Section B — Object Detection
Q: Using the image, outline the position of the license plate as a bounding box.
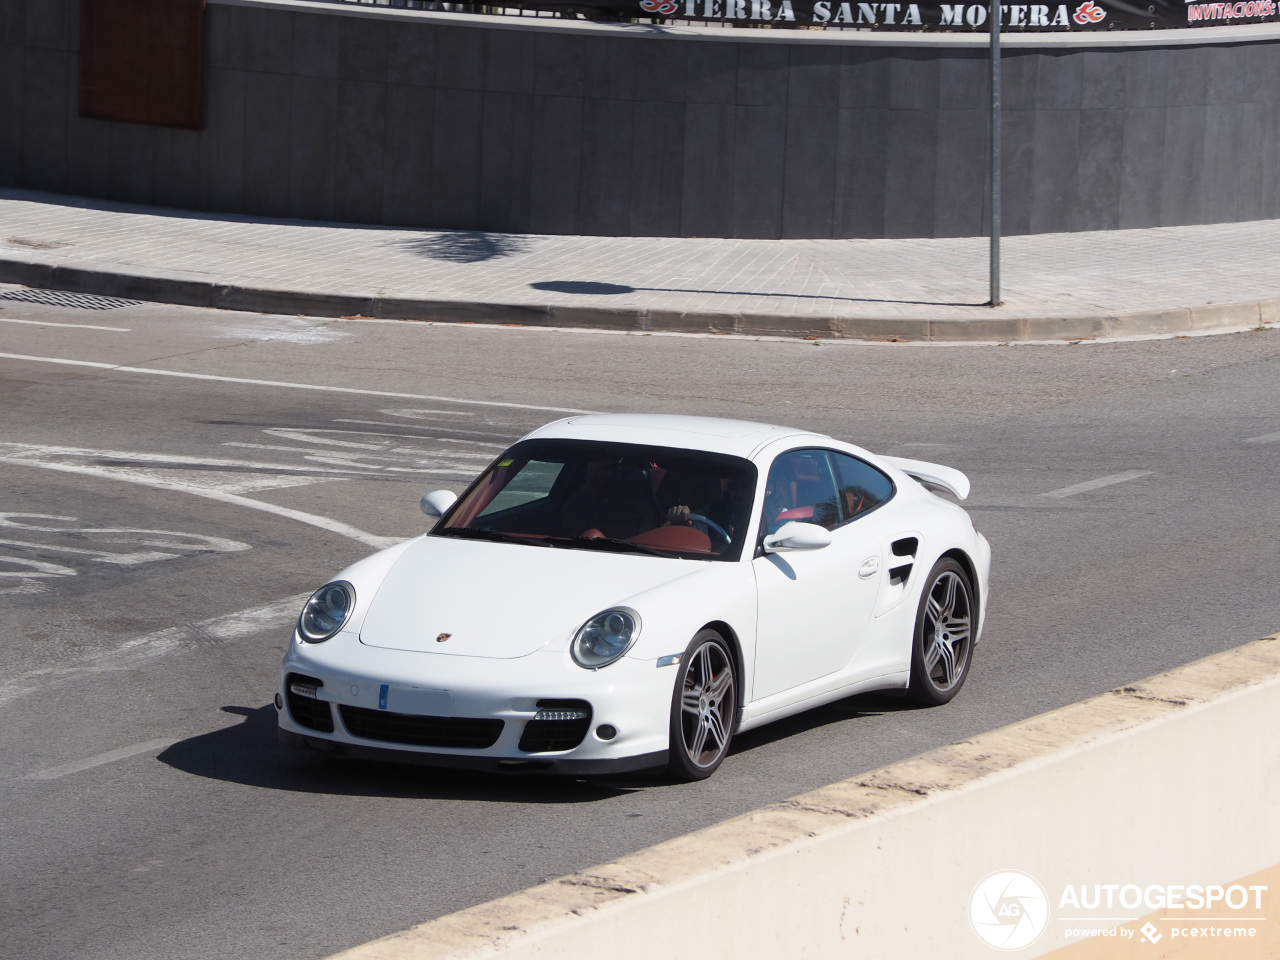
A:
[378,684,452,717]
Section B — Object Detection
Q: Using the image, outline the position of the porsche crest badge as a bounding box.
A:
[436,632,452,643]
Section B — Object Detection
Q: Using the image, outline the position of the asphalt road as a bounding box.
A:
[2,291,1278,960]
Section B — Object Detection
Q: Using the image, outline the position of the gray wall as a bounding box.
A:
[3,0,1279,238]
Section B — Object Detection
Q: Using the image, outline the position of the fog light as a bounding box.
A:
[596,724,617,741]
[535,708,589,721]
[274,693,283,710]
[290,679,319,700]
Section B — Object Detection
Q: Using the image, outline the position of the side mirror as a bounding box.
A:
[420,489,458,519]
[762,521,832,553]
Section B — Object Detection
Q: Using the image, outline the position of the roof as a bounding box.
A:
[521,414,821,459]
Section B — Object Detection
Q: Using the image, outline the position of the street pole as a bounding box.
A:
[988,0,1002,306]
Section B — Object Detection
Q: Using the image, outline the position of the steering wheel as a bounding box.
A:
[687,514,731,548]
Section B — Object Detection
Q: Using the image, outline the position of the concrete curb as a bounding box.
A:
[3,257,1277,343]
[326,634,1280,960]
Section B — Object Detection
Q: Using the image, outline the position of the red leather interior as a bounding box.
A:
[627,525,713,553]
[775,505,815,521]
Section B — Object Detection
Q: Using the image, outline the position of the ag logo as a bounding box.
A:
[639,0,680,12]
[1073,0,1107,22]
[969,870,1049,950]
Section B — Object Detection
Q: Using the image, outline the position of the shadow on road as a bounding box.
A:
[158,705,640,803]
[530,280,636,295]
[160,693,921,800]
[728,691,923,756]
[529,278,984,308]
[397,231,532,263]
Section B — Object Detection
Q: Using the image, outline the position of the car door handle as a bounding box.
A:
[857,556,880,579]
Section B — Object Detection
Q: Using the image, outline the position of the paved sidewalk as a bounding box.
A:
[2,189,1278,341]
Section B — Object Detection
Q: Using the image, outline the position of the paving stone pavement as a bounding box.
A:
[2,188,1278,340]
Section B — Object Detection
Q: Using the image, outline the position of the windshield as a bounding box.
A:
[436,439,758,561]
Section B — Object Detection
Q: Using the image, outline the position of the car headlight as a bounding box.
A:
[298,581,355,643]
[571,608,641,669]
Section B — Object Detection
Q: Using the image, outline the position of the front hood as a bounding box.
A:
[359,535,699,658]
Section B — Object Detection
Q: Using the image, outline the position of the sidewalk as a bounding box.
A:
[2,188,1277,341]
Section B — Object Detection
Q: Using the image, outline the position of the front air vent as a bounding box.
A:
[286,673,334,733]
[338,706,504,749]
[519,699,593,753]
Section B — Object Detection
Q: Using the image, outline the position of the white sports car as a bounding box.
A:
[277,414,990,780]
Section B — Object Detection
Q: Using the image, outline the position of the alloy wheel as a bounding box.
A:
[679,640,736,769]
[921,570,972,691]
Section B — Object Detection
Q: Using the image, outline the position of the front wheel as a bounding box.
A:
[667,629,737,781]
[907,558,975,706]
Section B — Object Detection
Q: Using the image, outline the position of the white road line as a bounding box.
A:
[26,739,178,781]
[1042,470,1153,499]
[0,536,177,566]
[0,454,402,549]
[0,317,130,332]
[377,409,477,418]
[0,440,364,476]
[333,420,504,444]
[0,594,305,708]
[0,352,593,414]
[223,441,382,457]
[1244,431,1280,444]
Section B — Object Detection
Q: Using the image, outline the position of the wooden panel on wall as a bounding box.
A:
[79,0,205,129]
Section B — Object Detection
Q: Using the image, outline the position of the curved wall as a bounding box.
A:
[2,0,1279,238]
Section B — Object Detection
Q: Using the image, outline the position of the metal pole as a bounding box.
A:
[988,0,1002,306]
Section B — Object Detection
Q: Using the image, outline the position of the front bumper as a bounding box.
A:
[277,726,667,774]
[277,629,677,773]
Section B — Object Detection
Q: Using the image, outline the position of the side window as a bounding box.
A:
[830,451,894,523]
[762,450,842,534]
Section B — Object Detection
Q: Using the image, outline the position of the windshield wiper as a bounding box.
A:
[554,535,670,557]
[436,528,551,548]
[439,528,671,556]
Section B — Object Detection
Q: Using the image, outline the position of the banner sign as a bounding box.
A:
[589,0,1280,28]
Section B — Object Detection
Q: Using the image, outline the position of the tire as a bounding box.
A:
[666,629,738,781]
[907,558,975,706]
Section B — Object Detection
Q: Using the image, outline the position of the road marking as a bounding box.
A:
[0,555,78,595]
[0,450,401,549]
[1041,470,1153,499]
[0,537,178,565]
[0,595,305,708]
[334,420,504,444]
[0,317,130,332]
[0,513,251,554]
[221,443,478,475]
[0,441,363,478]
[260,427,497,458]
[0,352,593,414]
[0,514,254,593]
[1244,431,1280,444]
[26,739,178,780]
[377,408,476,420]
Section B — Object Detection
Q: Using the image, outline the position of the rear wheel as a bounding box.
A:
[667,629,737,781]
[908,558,974,706]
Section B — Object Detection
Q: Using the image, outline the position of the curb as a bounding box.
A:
[3,258,1277,343]
[326,634,1280,960]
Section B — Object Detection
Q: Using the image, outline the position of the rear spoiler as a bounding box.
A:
[881,456,971,501]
